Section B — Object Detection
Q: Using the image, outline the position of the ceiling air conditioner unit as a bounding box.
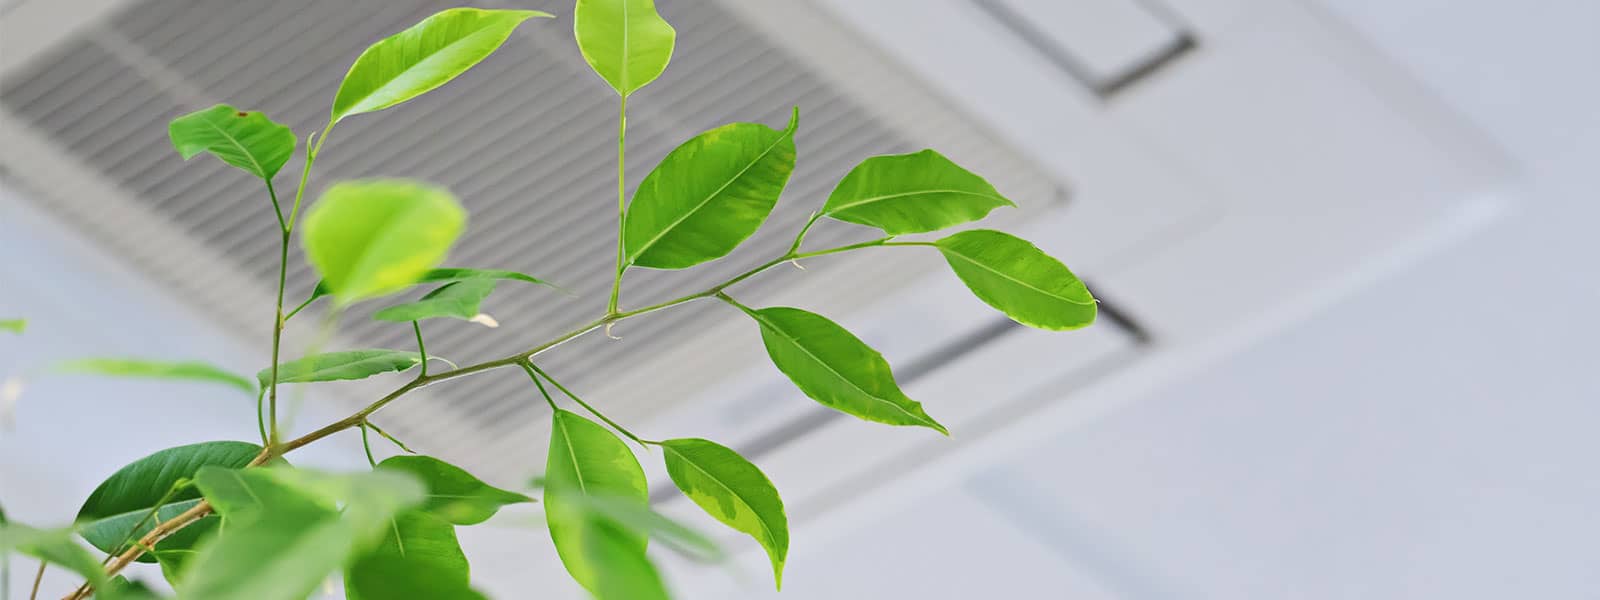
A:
[1,0,1516,596]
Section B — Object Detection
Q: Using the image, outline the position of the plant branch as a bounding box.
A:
[607,95,628,316]
[71,235,897,592]
[412,321,428,378]
[520,362,559,411]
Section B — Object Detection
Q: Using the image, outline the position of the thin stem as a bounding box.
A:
[519,362,559,411]
[365,420,415,454]
[412,321,428,378]
[267,227,289,445]
[285,122,334,233]
[713,291,757,317]
[30,560,45,600]
[255,388,268,446]
[359,422,377,467]
[102,480,185,565]
[607,95,628,316]
[266,179,286,235]
[527,362,649,447]
[787,211,823,255]
[282,294,316,322]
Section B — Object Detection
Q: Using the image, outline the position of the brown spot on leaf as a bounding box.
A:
[236,111,248,117]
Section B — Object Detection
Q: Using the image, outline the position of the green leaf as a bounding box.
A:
[545,409,649,593]
[52,358,255,395]
[822,149,1014,235]
[1,522,107,590]
[168,104,296,181]
[104,575,167,600]
[373,280,496,323]
[580,518,672,600]
[376,455,532,525]
[661,438,787,587]
[345,511,484,600]
[741,306,946,433]
[531,485,721,563]
[935,229,1096,330]
[331,8,550,124]
[624,109,799,269]
[258,349,425,387]
[302,179,467,305]
[1,318,25,334]
[184,467,424,600]
[76,441,263,563]
[574,0,677,97]
[300,267,552,312]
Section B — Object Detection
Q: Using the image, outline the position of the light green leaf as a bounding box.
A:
[345,511,484,600]
[258,349,425,387]
[545,409,649,593]
[1,522,107,590]
[184,467,424,600]
[373,280,496,323]
[531,486,721,563]
[574,0,677,96]
[168,104,296,180]
[76,441,263,563]
[1,318,25,334]
[822,149,1014,235]
[300,267,553,312]
[661,438,787,587]
[581,518,672,600]
[302,179,467,305]
[332,8,550,124]
[377,455,532,525]
[741,306,946,433]
[935,229,1096,330]
[624,109,799,269]
[52,358,255,395]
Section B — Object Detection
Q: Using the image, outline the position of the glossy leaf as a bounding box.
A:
[581,518,671,600]
[345,511,484,600]
[545,409,650,593]
[661,438,787,586]
[168,104,296,180]
[624,109,799,269]
[573,0,676,96]
[743,306,946,433]
[376,455,532,525]
[1,522,107,590]
[331,8,549,124]
[373,280,496,323]
[184,466,424,600]
[76,441,263,562]
[259,349,424,386]
[1,318,25,333]
[822,149,1013,234]
[53,358,255,395]
[302,179,466,304]
[936,229,1096,330]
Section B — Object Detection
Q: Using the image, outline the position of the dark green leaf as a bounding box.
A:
[168,104,296,180]
[76,441,263,562]
[545,409,649,593]
[105,575,167,600]
[573,0,676,97]
[1,318,25,334]
[0,522,107,590]
[183,467,424,600]
[260,349,424,387]
[742,306,946,433]
[302,179,467,304]
[373,280,496,323]
[624,109,799,269]
[331,8,550,124]
[345,511,484,600]
[822,149,1013,234]
[661,438,787,586]
[52,358,255,395]
[376,455,532,525]
[580,518,671,600]
[936,229,1096,330]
